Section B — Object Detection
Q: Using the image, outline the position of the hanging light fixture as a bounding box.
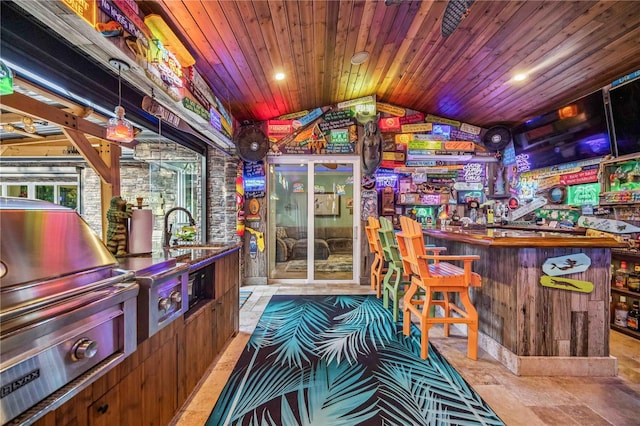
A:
[106,58,134,143]
[22,116,37,134]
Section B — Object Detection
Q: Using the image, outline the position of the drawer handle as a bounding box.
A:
[97,404,109,414]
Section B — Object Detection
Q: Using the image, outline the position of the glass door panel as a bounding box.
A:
[268,156,360,283]
[313,163,354,281]
[269,162,308,280]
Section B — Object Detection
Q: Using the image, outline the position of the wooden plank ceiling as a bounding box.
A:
[148,0,640,128]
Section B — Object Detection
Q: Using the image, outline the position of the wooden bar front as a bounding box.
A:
[423,227,623,376]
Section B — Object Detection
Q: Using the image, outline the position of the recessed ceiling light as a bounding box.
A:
[350,51,370,65]
[275,72,285,81]
[514,73,528,81]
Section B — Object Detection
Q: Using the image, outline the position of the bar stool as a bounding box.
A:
[377,216,409,321]
[397,216,481,360]
[378,217,446,321]
[365,216,386,298]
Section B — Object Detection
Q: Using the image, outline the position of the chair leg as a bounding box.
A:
[376,257,384,299]
[459,289,479,360]
[442,293,450,337]
[419,290,434,359]
[371,255,383,298]
[382,269,392,309]
[392,268,402,322]
[403,283,418,336]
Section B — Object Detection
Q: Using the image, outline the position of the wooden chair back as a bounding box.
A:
[365,216,382,256]
[377,216,401,265]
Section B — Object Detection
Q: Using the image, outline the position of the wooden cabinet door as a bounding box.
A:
[89,385,120,426]
[183,301,214,393]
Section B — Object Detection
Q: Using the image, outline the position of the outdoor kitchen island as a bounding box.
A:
[28,243,241,426]
[422,227,623,376]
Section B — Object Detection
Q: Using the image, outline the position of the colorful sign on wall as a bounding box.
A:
[63,0,97,27]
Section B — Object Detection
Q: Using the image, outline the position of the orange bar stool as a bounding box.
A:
[365,216,386,298]
[397,216,481,360]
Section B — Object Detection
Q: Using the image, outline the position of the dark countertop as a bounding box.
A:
[118,243,242,274]
[164,242,242,271]
[423,227,625,248]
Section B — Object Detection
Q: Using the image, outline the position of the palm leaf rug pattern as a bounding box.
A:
[207,295,504,426]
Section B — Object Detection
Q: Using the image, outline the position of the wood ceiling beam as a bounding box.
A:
[0,92,137,149]
[2,92,106,137]
[0,112,30,125]
[61,128,112,185]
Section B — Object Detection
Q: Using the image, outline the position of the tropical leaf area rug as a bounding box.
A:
[239,290,252,309]
[207,295,504,426]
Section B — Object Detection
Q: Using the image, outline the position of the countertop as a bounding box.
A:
[117,243,242,274]
[422,226,626,248]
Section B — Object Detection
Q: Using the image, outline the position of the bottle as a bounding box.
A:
[615,261,629,289]
[487,208,494,225]
[627,263,640,293]
[614,296,629,327]
[627,300,639,331]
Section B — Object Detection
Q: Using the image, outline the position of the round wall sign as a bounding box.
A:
[508,197,519,210]
[248,198,260,215]
[548,186,567,204]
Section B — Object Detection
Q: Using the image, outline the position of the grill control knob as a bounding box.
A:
[158,297,171,312]
[71,338,98,361]
[170,291,182,305]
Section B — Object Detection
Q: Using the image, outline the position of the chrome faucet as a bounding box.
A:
[163,207,196,248]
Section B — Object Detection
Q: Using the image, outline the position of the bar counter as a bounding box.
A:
[422,226,625,376]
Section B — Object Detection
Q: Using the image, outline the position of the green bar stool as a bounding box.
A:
[378,217,411,321]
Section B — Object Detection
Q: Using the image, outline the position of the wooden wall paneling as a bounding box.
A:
[349,0,386,99]
[377,1,444,100]
[329,0,356,103]
[322,1,340,102]
[438,1,548,118]
[267,0,302,112]
[298,1,319,109]
[195,0,264,103]
[226,1,280,117]
[466,1,640,122]
[159,2,249,117]
[283,0,310,110]
[251,1,287,113]
[462,1,616,115]
[447,2,591,119]
[570,310,589,357]
[589,300,608,357]
[311,0,328,105]
[394,0,501,105]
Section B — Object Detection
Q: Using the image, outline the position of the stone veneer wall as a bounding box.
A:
[206,147,240,245]
[82,160,152,238]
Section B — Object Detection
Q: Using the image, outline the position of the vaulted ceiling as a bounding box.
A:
[145,0,640,128]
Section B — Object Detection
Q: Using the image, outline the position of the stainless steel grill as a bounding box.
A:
[0,197,139,425]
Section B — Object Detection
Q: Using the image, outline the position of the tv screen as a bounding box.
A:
[609,74,640,156]
[512,90,611,171]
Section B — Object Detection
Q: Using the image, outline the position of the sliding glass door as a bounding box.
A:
[268,156,360,283]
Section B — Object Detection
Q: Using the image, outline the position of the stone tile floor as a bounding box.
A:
[171,284,640,426]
